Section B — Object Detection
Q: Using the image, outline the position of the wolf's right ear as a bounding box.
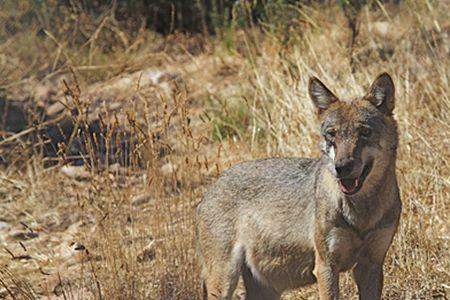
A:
[309,77,338,113]
[365,73,395,115]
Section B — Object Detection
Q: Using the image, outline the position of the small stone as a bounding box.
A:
[372,21,390,37]
[58,241,86,260]
[0,288,8,298]
[108,163,127,174]
[0,221,10,232]
[161,162,177,175]
[131,194,152,207]
[58,243,74,259]
[137,240,156,262]
[53,279,70,297]
[60,165,91,180]
[70,242,86,251]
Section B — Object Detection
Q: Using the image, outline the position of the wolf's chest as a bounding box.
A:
[325,226,366,271]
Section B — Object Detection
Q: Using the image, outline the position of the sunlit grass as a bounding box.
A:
[0,1,449,299]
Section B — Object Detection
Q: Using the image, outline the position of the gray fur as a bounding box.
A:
[196,73,401,300]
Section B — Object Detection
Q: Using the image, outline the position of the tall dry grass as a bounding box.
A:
[0,1,449,299]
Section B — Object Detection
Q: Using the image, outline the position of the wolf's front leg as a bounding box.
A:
[352,257,383,300]
[353,225,398,300]
[313,254,339,300]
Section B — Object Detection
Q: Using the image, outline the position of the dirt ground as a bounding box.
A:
[0,1,449,299]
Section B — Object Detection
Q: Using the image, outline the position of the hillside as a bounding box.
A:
[0,1,449,299]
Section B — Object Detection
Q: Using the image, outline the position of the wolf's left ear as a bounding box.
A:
[309,77,338,114]
[365,73,395,115]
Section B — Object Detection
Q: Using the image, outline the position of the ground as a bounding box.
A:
[0,1,449,299]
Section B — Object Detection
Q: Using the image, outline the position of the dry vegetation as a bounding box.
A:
[0,1,449,299]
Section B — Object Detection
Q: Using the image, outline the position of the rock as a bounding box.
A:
[58,242,74,259]
[34,84,53,103]
[0,221,10,232]
[1,68,181,168]
[137,240,156,262]
[372,21,390,37]
[53,279,71,297]
[57,241,86,261]
[46,101,65,116]
[161,162,177,175]
[0,288,8,298]
[60,165,91,180]
[70,242,86,251]
[131,194,153,207]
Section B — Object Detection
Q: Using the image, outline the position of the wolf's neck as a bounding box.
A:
[340,162,398,232]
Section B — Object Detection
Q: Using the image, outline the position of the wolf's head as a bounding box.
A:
[309,73,398,196]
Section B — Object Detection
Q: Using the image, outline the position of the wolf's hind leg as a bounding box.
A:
[201,245,243,300]
[241,264,280,300]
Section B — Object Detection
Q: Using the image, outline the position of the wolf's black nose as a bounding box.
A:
[335,158,354,177]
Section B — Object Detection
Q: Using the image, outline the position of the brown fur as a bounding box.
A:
[196,73,401,299]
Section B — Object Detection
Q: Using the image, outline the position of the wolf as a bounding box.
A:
[196,73,401,300]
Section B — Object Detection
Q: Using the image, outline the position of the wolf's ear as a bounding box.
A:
[365,73,395,114]
[309,77,338,113]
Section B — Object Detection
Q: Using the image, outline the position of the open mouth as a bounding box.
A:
[338,160,373,195]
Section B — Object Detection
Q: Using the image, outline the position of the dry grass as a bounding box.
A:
[1,1,449,299]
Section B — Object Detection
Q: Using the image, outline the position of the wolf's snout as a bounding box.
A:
[335,158,354,178]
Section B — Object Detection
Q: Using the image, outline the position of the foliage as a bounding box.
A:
[0,0,448,299]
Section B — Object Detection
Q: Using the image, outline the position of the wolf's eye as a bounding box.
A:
[325,128,336,140]
[360,127,372,138]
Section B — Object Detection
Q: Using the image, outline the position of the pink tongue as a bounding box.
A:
[339,178,358,193]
